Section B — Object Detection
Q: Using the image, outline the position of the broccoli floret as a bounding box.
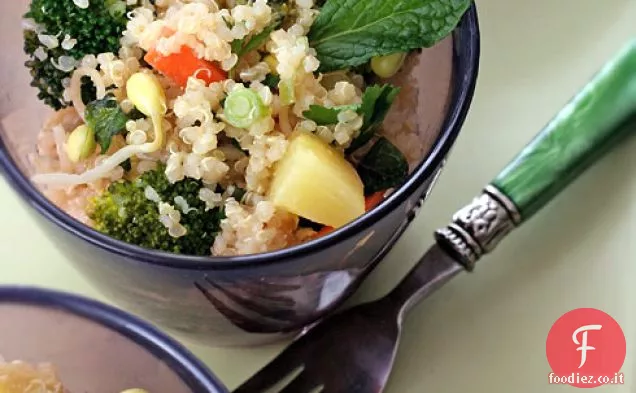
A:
[88,166,225,256]
[23,0,139,110]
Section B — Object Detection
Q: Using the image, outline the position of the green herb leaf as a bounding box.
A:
[120,158,132,172]
[301,84,400,150]
[347,84,400,153]
[230,138,249,153]
[85,97,128,152]
[232,187,247,201]
[263,74,281,90]
[127,108,147,120]
[308,0,471,72]
[357,137,409,194]
[303,105,340,125]
[231,38,244,55]
[232,18,282,60]
[238,24,278,57]
[80,76,97,105]
[303,104,360,125]
[230,21,281,79]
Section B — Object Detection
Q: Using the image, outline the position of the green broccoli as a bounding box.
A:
[88,166,225,256]
[23,0,139,110]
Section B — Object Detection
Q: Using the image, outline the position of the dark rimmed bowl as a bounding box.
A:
[0,286,227,393]
[0,2,480,346]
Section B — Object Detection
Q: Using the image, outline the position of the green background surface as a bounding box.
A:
[2,0,636,391]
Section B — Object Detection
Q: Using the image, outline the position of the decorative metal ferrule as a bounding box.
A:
[434,185,521,271]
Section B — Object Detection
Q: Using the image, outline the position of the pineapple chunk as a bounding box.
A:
[269,131,365,228]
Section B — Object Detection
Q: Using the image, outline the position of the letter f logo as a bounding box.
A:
[573,324,602,368]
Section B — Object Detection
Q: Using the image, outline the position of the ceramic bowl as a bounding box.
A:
[0,2,480,346]
[0,286,227,393]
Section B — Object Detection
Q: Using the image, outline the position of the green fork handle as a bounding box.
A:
[436,41,636,270]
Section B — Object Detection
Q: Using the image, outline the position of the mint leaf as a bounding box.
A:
[347,84,400,153]
[303,104,360,125]
[309,0,471,72]
[85,97,128,152]
[357,137,409,194]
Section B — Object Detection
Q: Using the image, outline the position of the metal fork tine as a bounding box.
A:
[278,372,320,393]
[233,350,306,393]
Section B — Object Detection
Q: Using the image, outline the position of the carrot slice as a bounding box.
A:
[312,191,387,239]
[314,226,335,238]
[144,46,227,87]
[365,191,386,211]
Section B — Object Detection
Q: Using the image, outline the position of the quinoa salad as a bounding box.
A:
[0,356,147,393]
[23,0,471,257]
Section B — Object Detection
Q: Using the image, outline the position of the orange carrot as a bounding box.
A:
[144,46,227,88]
[314,226,335,238]
[365,191,386,211]
[312,191,387,239]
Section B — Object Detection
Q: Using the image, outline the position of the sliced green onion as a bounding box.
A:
[279,78,296,106]
[224,87,268,129]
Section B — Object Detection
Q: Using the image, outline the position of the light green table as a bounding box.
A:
[2,0,636,391]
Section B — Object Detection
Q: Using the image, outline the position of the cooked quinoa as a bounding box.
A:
[0,355,151,393]
[24,0,470,257]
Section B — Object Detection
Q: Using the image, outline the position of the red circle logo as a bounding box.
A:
[546,308,626,388]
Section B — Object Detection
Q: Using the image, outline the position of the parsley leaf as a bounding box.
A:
[85,97,128,152]
[127,108,146,120]
[230,20,281,78]
[232,187,247,202]
[231,16,282,63]
[300,84,400,151]
[347,84,400,153]
[120,158,132,172]
[303,104,360,125]
[80,76,97,105]
[235,23,278,58]
[263,74,281,90]
[308,0,471,72]
[357,137,409,194]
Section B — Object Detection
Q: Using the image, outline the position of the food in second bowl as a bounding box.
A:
[25,0,471,256]
[0,357,147,393]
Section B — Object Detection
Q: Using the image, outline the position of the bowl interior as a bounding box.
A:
[0,0,453,185]
[0,288,226,393]
[0,0,465,266]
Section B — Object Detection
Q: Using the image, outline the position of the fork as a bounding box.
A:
[234,43,636,393]
[234,245,461,393]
